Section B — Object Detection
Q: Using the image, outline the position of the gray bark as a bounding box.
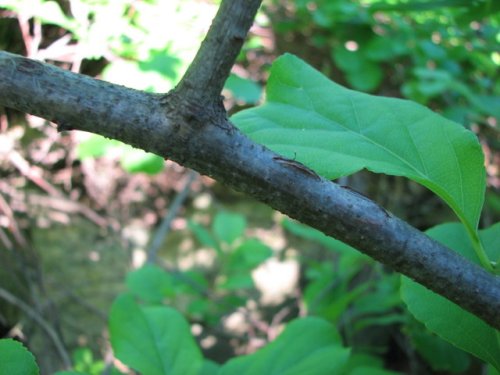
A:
[0,0,499,329]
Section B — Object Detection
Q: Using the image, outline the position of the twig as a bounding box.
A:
[268,306,292,340]
[147,170,197,263]
[27,193,108,227]
[0,227,13,250]
[175,0,263,103]
[64,290,108,322]
[0,287,72,368]
[0,191,27,247]
[8,150,63,197]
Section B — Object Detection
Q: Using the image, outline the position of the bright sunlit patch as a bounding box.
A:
[200,335,217,349]
[191,323,203,336]
[193,192,212,209]
[492,52,500,66]
[470,21,480,30]
[88,250,100,262]
[345,40,358,51]
[431,32,442,44]
[132,249,146,268]
[223,311,249,335]
[252,258,300,305]
[306,2,317,11]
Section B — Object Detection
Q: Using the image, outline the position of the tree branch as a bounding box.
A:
[0,0,499,330]
[175,0,262,103]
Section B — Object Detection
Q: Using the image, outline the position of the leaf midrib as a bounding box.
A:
[267,96,430,182]
[270,97,469,217]
[269,74,438,182]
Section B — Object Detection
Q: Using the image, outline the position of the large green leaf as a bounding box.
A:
[212,211,247,245]
[126,265,175,304]
[281,218,367,258]
[119,147,165,175]
[232,53,485,235]
[224,74,262,104]
[0,339,39,375]
[401,223,500,370]
[109,293,203,375]
[342,352,402,375]
[410,328,471,373]
[227,239,273,270]
[368,0,478,12]
[218,317,350,375]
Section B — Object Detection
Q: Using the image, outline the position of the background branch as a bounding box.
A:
[0,287,71,368]
[147,170,197,263]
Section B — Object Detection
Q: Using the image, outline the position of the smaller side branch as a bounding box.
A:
[0,287,71,368]
[174,0,262,103]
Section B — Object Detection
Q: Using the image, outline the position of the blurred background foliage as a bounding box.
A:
[0,0,498,374]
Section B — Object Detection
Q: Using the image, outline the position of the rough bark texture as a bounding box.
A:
[0,0,499,330]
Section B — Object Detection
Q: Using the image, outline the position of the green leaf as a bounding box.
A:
[481,222,500,270]
[342,352,403,374]
[77,135,164,174]
[72,347,105,375]
[0,0,73,31]
[341,352,385,373]
[365,36,408,61]
[126,265,175,304]
[120,148,164,175]
[212,211,246,245]
[218,317,350,375]
[468,94,500,119]
[109,293,203,375]
[332,48,383,91]
[225,74,262,104]
[413,68,452,97]
[282,218,366,258]
[368,0,475,12]
[199,360,221,375]
[232,53,485,235]
[345,63,383,92]
[411,329,471,373]
[219,239,272,290]
[138,48,183,83]
[418,40,447,61]
[332,47,364,72]
[228,239,273,270]
[187,298,211,317]
[349,368,401,375]
[218,273,254,290]
[401,223,500,370]
[76,134,120,160]
[0,339,39,375]
[488,364,500,375]
[102,59,175,93]
[37,1,75,30]
[188,220,221,253]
